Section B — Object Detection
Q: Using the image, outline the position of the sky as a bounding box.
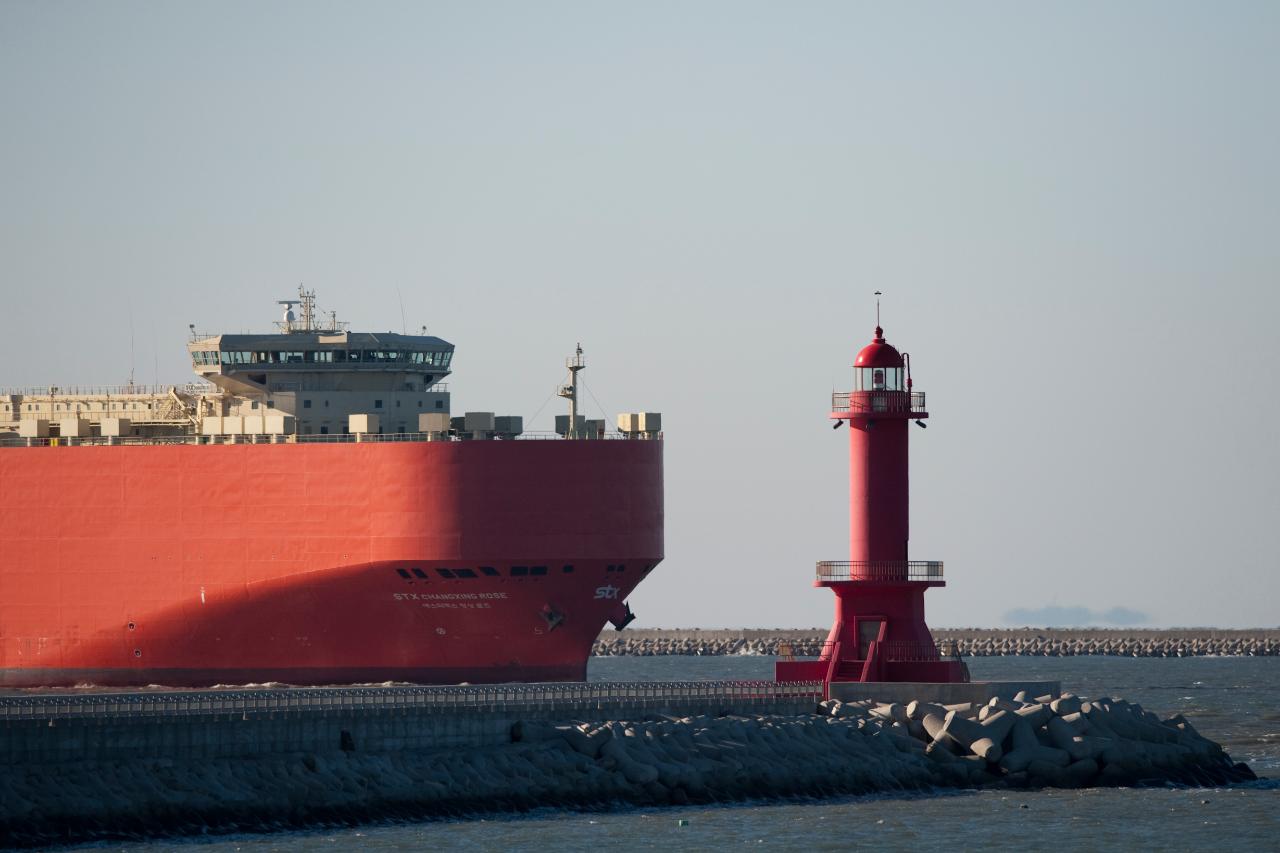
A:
[2,1,1277,628]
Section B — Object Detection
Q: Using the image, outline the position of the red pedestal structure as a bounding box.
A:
[777,325,967,688]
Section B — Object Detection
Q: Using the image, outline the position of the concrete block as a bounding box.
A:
[828,681,1062,706]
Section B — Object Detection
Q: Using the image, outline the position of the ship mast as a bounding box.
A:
[274,286,347,334]
[298,286,316,332]
[558,344,585,439]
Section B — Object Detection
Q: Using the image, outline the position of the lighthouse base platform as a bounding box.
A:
[827,680,1061,705]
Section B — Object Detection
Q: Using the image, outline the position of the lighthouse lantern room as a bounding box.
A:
[776,314,967,688]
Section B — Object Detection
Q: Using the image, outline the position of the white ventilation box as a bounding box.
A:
[638,412,662,433]
[555,414,585,436]
[58,418,90,438]
[418,412,451,433]
[264,414,295,435]
[616,412,639,434]
[349,414,379,434]
[101,417,132,437]
[221,416,245,435]
[242,415,265,435]
[18,419,49,438]
[494,415,523,436]
[199,416,222,436]
[464,411,495,432]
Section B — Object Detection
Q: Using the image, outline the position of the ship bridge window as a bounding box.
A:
[480,566,499,577]
[362,350,405,362]
[436,568,455,578]
[454,568,477,578]
[220,351,254,365]
[530,566,547,576]
[396,568,412,579]
[510,566,528,576]
[411,568,429,579]
[562,565,574,573]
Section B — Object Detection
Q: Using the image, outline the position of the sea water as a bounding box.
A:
[65,656,1279,851]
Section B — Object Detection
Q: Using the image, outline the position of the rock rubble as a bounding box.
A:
[817,691,1256,789]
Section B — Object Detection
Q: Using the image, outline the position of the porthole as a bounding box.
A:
[133,649,142,658]
[127,621,136,631]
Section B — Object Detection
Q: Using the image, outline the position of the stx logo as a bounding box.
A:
[593,584,620,600]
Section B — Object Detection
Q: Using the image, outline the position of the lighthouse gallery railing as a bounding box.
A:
[830,391,927,413]
[815,561,944,582]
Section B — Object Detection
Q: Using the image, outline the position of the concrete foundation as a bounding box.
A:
[0,682,821,766]
[828,680,1061,705]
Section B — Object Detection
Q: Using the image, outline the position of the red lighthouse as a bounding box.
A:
[777,318,966,687]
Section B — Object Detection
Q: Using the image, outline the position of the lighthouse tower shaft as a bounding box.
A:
[849,414,911,563]
[776,324,965,686]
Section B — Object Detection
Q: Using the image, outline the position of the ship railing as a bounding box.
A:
[0,382,216,398]
[830,391,926,414]
[0,430,663,447]
[815,560,944,582]
[0,680,822,720]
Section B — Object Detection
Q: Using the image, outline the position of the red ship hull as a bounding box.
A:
[0,440,663,687]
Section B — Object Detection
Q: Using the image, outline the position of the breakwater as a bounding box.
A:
[0,682,1256,848]
[592,628,1280,658]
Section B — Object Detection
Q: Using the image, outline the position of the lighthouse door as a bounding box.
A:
[857,618,885,659]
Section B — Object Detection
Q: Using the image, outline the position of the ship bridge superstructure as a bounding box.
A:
[1,288,662,446]
[188,330,454,435]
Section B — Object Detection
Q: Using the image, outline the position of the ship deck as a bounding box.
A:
[0,431,661,447]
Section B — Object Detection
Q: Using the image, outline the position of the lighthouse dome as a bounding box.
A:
[854,327,904,368]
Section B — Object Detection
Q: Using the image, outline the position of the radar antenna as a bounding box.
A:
[277,298,299,331]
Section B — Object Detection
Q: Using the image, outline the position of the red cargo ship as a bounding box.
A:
[0,290,663,687]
